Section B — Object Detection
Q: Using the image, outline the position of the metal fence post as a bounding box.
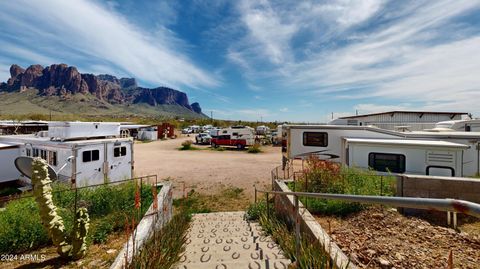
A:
[294,195,300,261]
[254,187,257,203]
[380,176,384,196]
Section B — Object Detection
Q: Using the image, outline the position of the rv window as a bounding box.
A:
[33,148,39,157]
[26,148,31,157]
[222,130,227,134]
[83,150,100,162]
[48,151,57,166]
[303,132,328,147]
[92,150,100,161]
[83,151,91,162]
[40,150,47,160]
[426,166,455,177]
[368,153,405,173]
[114,146,127,157]
[232,132,239,136]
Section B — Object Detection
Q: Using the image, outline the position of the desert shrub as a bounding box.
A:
[295,156,396,215]
[179,140,195,150]
[247,143,262,153]
[246,201,267,221]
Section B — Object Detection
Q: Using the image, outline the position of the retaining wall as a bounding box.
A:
[273,180,356,269]
[397,175,480,203]
[110,182,173,269]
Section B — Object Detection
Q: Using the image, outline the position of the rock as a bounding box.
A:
[191,102,202,114]
[1,63,203,113]
[378,257,392,268]
[106,249,116,254]
[372,213,384,219]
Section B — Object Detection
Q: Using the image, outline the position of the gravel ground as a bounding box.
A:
[134,136,282,198]
[316,207,480,269]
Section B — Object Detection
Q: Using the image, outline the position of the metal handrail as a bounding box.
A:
[255,189,480,218]
[254,187,480,268]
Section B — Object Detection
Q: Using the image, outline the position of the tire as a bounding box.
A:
[212,142,218,148]
[236,144,244,150]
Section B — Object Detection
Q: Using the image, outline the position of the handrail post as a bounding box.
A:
[266,192,270,219]
[254,187,257,203]
[294,195,300,262]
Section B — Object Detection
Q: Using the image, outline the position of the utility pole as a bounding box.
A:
[331,112,334,119]
[210,111,213,124]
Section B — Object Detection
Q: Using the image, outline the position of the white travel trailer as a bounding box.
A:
[0,122,133,186]
[256,125,270,135]
[0,142,21,183]
[283,125,480,177]
[211,126,256,149]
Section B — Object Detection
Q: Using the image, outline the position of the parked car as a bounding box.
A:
[182,128,192,134]
[195,133,212,144]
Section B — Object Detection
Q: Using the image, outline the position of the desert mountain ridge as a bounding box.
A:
[0,63,203,115]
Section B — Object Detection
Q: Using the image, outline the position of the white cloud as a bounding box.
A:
[0,0,218,89]
[238,0,298,64]
[279,107,288,112]
[231,0,480,115]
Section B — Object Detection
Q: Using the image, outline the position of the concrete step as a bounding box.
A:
[177,212,291,269]
[183,243,283,254]
[176,259,291,269]
[180,248,286,263]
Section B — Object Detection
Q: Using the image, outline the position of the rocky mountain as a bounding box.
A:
[0,63,203,114]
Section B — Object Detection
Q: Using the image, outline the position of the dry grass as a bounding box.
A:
[174,186,251,213]
[5,231,125,269]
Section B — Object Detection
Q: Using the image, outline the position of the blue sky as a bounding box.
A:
[1,0,480,122]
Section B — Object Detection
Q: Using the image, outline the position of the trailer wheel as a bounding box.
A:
[212,142,218,148]
[237,144,244,150]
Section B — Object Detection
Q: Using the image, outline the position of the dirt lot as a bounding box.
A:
[134,136,282,198]
[316,207,480,269]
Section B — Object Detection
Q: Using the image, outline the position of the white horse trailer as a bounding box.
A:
[0,121,134,186]
[283,125,480,177]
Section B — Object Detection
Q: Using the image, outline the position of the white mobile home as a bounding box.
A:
[283,125,480,177]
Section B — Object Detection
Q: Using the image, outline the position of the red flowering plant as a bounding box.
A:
[299,155,345,194]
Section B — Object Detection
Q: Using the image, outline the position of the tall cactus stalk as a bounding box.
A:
[31,157,90,260]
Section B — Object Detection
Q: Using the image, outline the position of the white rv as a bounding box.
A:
[0,122,133,186]
[426,119,480,132]
[211,126,255,149]
[256,125,270,135]
[283,125,480,177]
[0,142,21,183]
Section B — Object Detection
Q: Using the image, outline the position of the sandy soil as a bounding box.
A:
[134,136,282,198]
[315,207,480,269]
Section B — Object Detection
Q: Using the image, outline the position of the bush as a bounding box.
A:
[0,198,49,253]
[295,156,396,215]
[179,140,195,150]
[246,201,267,221]
[0,181,155,254]
[247,143,262,153]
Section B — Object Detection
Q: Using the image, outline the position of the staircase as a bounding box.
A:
[176,211,291,269]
